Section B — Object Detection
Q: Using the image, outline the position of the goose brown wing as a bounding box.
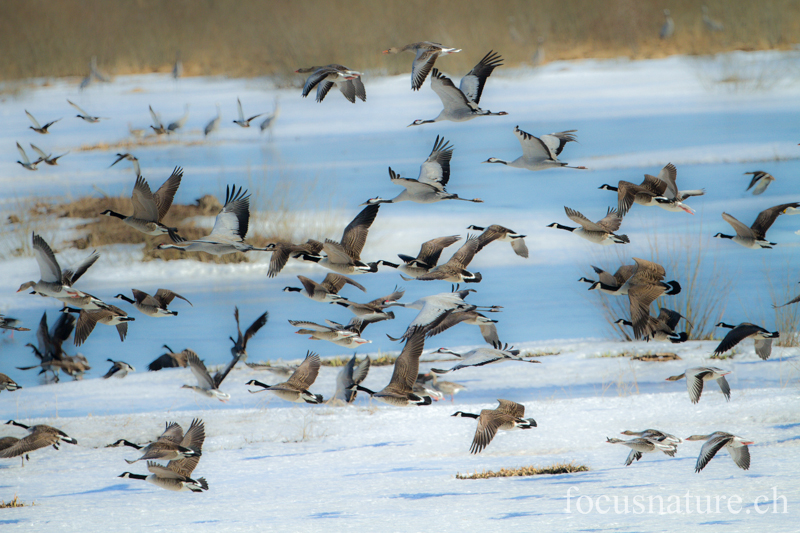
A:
[596,208,623,232]
[695,435,730,472]
[628,284,666,339]
[322,273,366,294]
[751,202,800,238]
[158,421,184,444]
[152,167,183,221]
[411,49,439,90]
[179,418,205,453]
[131,176,159,222]
[154,289,192,307]
[340,204,380,259]
[713,324,763,356]
[244,311,269,347]
[496,399,525,417]
[729,442,750,470]
[287,351,321,389]
[388,332,425,392]
[446,235,480,268]
[470,411,514,454]
[0,432,55,457]
[721,212,754,239]
[640,173,668,195]
[564,207,606,232]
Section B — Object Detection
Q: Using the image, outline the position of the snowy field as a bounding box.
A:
[1,51,800,531]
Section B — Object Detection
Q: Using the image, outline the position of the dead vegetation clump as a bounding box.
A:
[0,494,32,508]
[457,462,589,480]
[321,354,397,367]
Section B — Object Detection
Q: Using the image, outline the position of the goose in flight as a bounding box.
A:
[289,320,369,348]
[453,399,537,454]
[233,97,263,127]
[1,421,77,463]
[714,321,779,360]
[468,224,529,258]
[17,233,82,299]
[647,163,704,214]
[376,235,462,279]
[230,307,269,361]
[63,305,134,346]
[119,463,208,493]
[167,105,190,132]
[363,137,481,204]
[149,105,169,134]
[101,167,183,240]
[548,206,629,245]
[157,184,265,255]
[68,99,105,123]
[599,163,694,216]
[16,142,42,171]
[0,374,21,392]
[423,309,500,345]
[415,234,483,283]
[484,127,586,171]
[431,343,540,374]
[298,204,381,274]
[260,98,280,137]
[182,350,238,401]
[246,351,323,404]
[615,307,689,343]
[120,419,204,464]
[744,171,775,195]
[666,367,731,403]
[620,429,683,445]
[204,105,221,137]
[297,65,366,103]
[264,239,324,278]
[383,41,461,90]
[28,143,67,165]
[283,273,366,303]
[408,52,507,125]
[20,311,76,381]
[25,110,61,134]
[714,203,800,249]
[0,316,30,333]
[334,286,404,322]
[686,432,752,472]
[51,249,108,311]
[110,153,140,177]
[115,288,192,317]
[102,359,135,379]
[333,354,371,403]
[605,437,677,466]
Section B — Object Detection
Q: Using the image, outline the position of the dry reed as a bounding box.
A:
[457,461,589,479]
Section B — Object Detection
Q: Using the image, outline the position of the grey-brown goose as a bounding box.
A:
[1,421,77,463]
[452,399,536,454]
[0,437,29,466]
[101,168,183,240]
[0,373,22,392]
[615,307,689,343]
[283,273,366,302]
[333,354,371,403]
[665,367,731,403]
[548,206,629,245]
[297,65,365,103]
[714,322,779,360]
[246,351,323,403]
[25,110,61,134]
[418,373,466,401]
[19,311,76,382]
[49,249,108,311]
[376,235,461,279]
[383,41,461,90]
[123,419,204,464]
[415,234,483,283]
[182,351,237,401]
[289,320,370,348]
[620,429,682,445]
[63,305,134,346]
[299,205,381,274]
[264,239,324,278]
[16,141,42,171]
[423,309,500,345]
[229,307,269,360]
[469,224,529,258]
[744,171,775,195]
[17,233,82,299]
[351,332,432,406]
[686,432,752,472]
[606,437,677,466]
[115,288,192,317]
[119,462,208,492]
[148,345,190,371]
[714,203,800,249]
[103,359,135,379]
[335,286,404,321]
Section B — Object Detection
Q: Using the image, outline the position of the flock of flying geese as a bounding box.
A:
[2,39,798,488]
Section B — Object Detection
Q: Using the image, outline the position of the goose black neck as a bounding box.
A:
[102,210,126,220]
[452,411,479,419]
[116,294,135,304]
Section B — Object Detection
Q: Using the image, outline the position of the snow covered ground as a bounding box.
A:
[1,51,799,531]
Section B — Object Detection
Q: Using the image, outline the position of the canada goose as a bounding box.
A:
[148,345,190,371]
[16,141,42,171]
[431,343,540,374]
[383,41,461,90]
[109,153,141,177]
[297,65,366,103]
[260,98,280,137]
[30,143,68,165]
[49,250,108,311]
[0,316,30,333]
[68,99,104,122]
[452,399,536,454]
[484,127,586,171]
[744,171,774,195]
[103,359,135,379]
[352,332,432,406]
[666,367,731,403]
[228,308,268,363]
[548,206,629,245]
[468,224,529,258]
[419,373,466,401]
[246,351,323,404]
[333,354,371,403]
[774,288,800,309]
[25,110,61,134]
[245,362,300,379]
[599,164,682,216]
[204,105,221,136]
[0,373,21,392]
[264,239,324,277]
[334,286,403,321]
[17,233,82,299]
[615,308,689,343]
[1,421,78,462]
[701,6,724,32]
[115,288,192,317]
[408,53,507,125]
[123,419,204,464]
[289,320,370,348]
[714,203,800,249]
[233,97,263,127]
[660,9,674,39]
[18,354,90,382]
[284,273,366,303]
[20,311,75,381]
[605,437,677,466]
[590,258,681,340]
[63,305,134,346]
[415,234,483,283]
[714,322,779,360]
[376,235,461,280]
[324,315,390,338]
[167,105,190,132]
[157,185,266,255]
[172,51,183,79]
[182,350,238,401]
[363,137,481,205]
[620,429,682,445]
[119,465,208,492]
[686,432,751,472]
[0,437,29,466]
[101,167,183,240]
[148,105,169,135]
[646,163,705,214]
[423,309,500,345]
[298,204,380,274]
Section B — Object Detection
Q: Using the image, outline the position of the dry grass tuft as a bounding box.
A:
[631,352,681,362]
[322,353,397,367]
[522,350,561,358]
[457,461,589,479]
[0,494,32,508]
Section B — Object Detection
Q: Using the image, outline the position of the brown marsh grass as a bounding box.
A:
[1,1,799,82]
[457,461,589,479]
